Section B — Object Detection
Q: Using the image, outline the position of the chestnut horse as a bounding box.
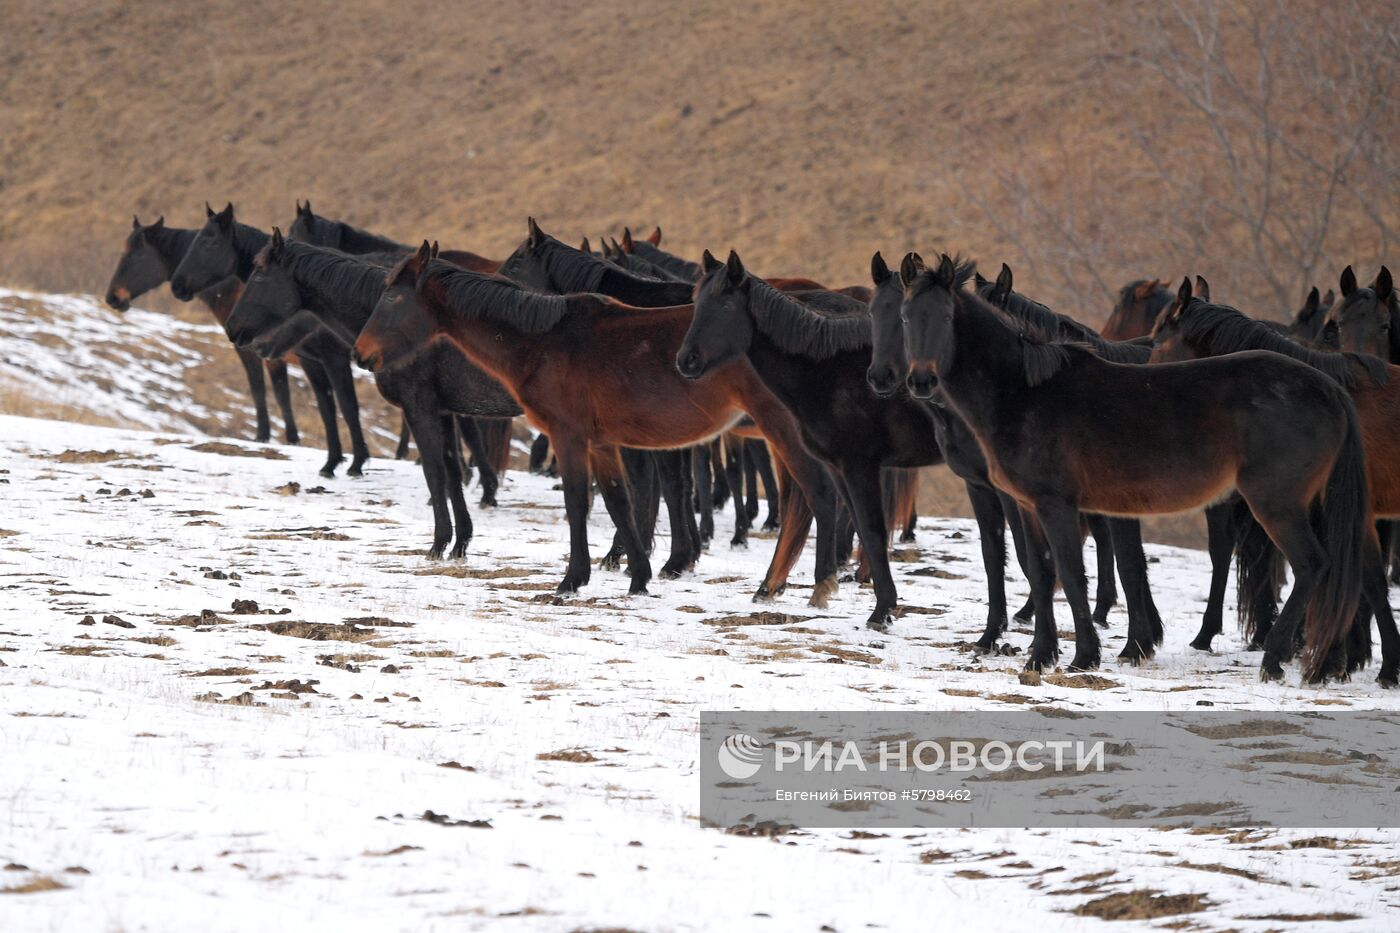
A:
[1100,278,1173,340]
[356,243,840,601]
[901,255,1370,683]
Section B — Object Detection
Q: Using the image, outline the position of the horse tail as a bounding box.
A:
[1302,401,1370,680]
[1234,500,1282,642]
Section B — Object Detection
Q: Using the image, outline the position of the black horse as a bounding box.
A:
[170,203,371,477]
[901,255,1369,682]
[105,215,299,445]
[677,249,942,631]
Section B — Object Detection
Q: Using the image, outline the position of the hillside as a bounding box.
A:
[0,0,1201,311]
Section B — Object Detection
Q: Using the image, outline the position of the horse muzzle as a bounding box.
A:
[105,288,131,312]
[676,348,707,380]
[906,369,937,400]
[866,365,900,398]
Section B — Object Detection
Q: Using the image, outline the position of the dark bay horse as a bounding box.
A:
[676,249,942,631]
[1151,284,1400,686]
[105,216,299,445]
[356,243,841,602]
[901,255,1370,682]
[285,201,513,473]
[225,231,522,560]
[170,203,370,477]
[1100,278,1173,340]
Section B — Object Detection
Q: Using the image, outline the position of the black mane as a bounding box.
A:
[987,284,1152,364]
[324,216,408,254]
[1175,299,1389,389]
[530,236,610,293]
[630,239,702,282]
[270,240,399,312]
[742,277,870,360]
[423,259,571,334]
[141,224,197,268]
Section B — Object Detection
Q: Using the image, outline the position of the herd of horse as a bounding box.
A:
[102,203,1399,689]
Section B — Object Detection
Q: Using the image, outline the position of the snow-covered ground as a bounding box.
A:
[2,288,1399,931]
[2,414,1398,932]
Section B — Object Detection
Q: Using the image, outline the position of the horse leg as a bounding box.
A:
[404,406,452,560]
[553,436,593,594]
[656,449,700,577]
[395,413,412,460]
[300,357,343,478]
[1035,502,1101,672]
[529,433,551,474]
[441,416,474,559]
[727,437,751,548]
[590,446,651,594]
[691,443,715,547]
[1192,501,1237,651]
[838,462,898,631]
[604,449,652,570]
[1018,510,1061,671]
[1085,515,1117,627]
[1252,507,1325,682]
[1360,527,1400,687]
[458,416,499,507]
[967,481,1010,652]
[1002,491,1036,624]
[324,357,370,477]
[235,347,272,444]
[266,359,299,445]
[1107,517,1159,664]
[754,442,781,530]
[710,438,731,512]
[741,438,761,524]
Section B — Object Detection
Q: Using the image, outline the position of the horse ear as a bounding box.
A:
[899,252,925,287]
[937,253,956,284]
[206,202,216,219]
[1177,277,1193,305]
[527,217,546,250]
[870,251,890,285]
[725,250,746,286]
[132,215,142,230]
[1376,266,1394,302]
[995,263,1013,302]
[430,241,440,259]
[579,236,592,254]
[1304,286,1320,316]
[1340,265,1358,297]
[973,271,988,288]
[621,228,634,253]
[271,227,284,251]
[1135,279,1157,300]
[152,215,164,230]
[648,226,662,246]
[1194,275,1210,302]
[701,249,721,274]
[215,203,235,229]
[414,240,432,267]
[1322,288,1335,308]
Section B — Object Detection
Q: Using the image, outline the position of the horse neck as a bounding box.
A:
[597,266,693,307]
[292,257,378,342]
[426,278,560,385]
[339,225,406,254]
[232,224,271,280]
[146,226,197,275]
[743,322,820,413]
[938,298,1030,426]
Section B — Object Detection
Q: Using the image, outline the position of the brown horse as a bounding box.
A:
[901,255,1370,683]
[1149,283,1399,686]
[355,242,840,601]
[1100,278,1173,340]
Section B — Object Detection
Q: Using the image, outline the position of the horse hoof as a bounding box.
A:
[1377,669,1398,689]
[866,613,892,633]
[1066,651,1101,672]
[449,543,469,560]
[1024,652,1056,673]
[1116,644,1151,666]
[286,432,300,446]
[255,432,272,444]
[319,466,337,479]
[730,537,747,549]
[1259,658,1286,683]
[629,583,650,596]
[809,576,838,609]
[762,521,780,532]
[348,466,364,478]
[556,578,584,595]
[427,546,446,561]
[599,553,622,572]
[1188,636,1214,653]
[659,565,683,580]
[1093,613,1111,629]
[973,635,998,654]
